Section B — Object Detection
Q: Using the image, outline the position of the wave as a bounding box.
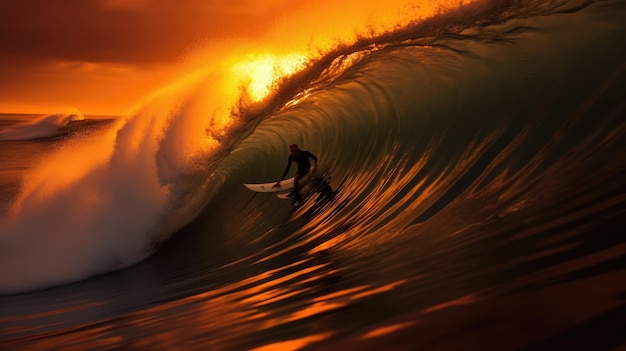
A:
[0,111,84,141]
[1,0,625,295]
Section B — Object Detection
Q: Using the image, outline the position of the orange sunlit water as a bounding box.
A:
[232,54,309,103]
[423,294,478,313]
[249,333,332,351]
[360,321,418,339]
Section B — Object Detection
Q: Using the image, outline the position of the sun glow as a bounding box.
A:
[232,54,309,103]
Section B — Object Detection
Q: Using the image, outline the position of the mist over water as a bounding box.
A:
[1,0,625,350]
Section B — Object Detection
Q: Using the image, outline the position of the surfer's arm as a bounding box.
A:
[273,158,293,187]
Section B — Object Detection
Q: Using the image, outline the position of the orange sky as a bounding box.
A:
[0,0,474,115]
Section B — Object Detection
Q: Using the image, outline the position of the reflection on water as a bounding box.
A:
[359,321,417,340]
[250,333,332,351]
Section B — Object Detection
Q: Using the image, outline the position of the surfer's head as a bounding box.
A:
[289,144,299,155]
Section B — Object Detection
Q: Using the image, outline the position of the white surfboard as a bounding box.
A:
[244,177,296,193]
[244,169,314,194]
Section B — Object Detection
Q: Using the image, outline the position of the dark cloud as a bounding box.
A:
[0,0,282,65]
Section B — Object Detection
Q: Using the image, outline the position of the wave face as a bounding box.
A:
[1,0,625,350]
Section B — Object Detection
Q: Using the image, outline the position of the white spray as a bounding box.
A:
[0,62,258,294]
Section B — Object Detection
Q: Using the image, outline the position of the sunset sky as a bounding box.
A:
[0,0,469,115]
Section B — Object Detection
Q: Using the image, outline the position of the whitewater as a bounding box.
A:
[1,0,625,350]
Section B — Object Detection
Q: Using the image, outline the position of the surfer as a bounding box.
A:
[273,144,318,200]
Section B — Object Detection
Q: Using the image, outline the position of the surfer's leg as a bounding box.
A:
[293,172,302,200]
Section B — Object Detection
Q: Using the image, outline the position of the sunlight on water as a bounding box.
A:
[232,54,309,103]
[359,322,417,339]
[250,333,332,351]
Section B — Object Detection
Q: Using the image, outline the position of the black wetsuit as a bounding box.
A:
[279,150,317,181]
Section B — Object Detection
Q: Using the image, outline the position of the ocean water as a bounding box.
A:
[1,0,625,350]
